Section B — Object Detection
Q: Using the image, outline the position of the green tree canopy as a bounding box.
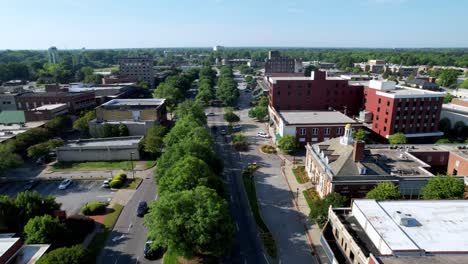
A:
[37,245,90,264]
[15,191,61,228]
[224,111,240,123]
[435,138,451,144]
[366,182,401,201]
[45,116,72,135]
[438,118,452,135]
[0,143,23,173]
[352,129,368,143]
[143,124,167,156]
[118,124,129,137]
[309,193,347,227]
[421,176,464,200]
[144,186,234,258]
[277,135,298,153]
[443,94,455,104]
[174,100,207,124]
[388,132,407,144]
[24,215,67,244]
[163,117,212,147]
[73,110,96,131]
[460,79,468,89]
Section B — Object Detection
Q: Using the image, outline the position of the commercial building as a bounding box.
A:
[56,136,143,162]
[89,98,167,137]
[265,51,303,75]
[0,93,18,111]
[340,74,372,81]
[267,70,364,115]
[0,121,46,143]
[119,55,154,88]
[354,60,385,73]
[0,233,50,264]
[305,125,466,199]
[269,109,361,145]
[322,199,468,264]
[221,59,251,66]
[388,65,419,77]
[15,91,95,113]
[362,80,444,141]
[441,98,468,129]
[68,83,141,104]
[404,79,439,91]
[25,103,68,122]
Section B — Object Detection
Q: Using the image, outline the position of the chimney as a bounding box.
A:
[353,141,365,162]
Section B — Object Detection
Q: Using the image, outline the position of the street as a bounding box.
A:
[98,168,158,264]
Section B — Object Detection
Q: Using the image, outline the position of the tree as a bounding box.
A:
[435,138,451,144]
[439,118,452,135]
[73,110,95,131]
[304,65,317,77]
[277,135,298,153]
[158,156,218,195]
[118,124,129,137]
[309,193,347,227]
[37,245,90,264]
[154,81,184,114]
[143,125,167,155]
[388,132,407,144]
[24,215,67,244]
[224,111,240,123]
[0,143,23,173]
[174,100,206,123]
[138,80,150,89]
[248,106,268,121]
[144,186,234,258]
[15,191,61,228]
[163,117,212,147]
[443,94,455,104]
[352,129,368,142]
[460,79,468,89]
[0,195,17,231]
[366,182,401,201]
[421,176,464,199]
[453,121,467,138]
[45,116,72,135]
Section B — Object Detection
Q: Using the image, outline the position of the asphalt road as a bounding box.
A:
[0,180,115,215]
[98,170,158,264]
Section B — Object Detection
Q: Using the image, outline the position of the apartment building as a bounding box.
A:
[89,98,166,137]
[363,80,444,141]
[322,199,468,264]
[119,55,154,88]
[267,70,364,115]
[264,50,303,75]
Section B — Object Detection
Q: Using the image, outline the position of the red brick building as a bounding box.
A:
[267,70,364,115]
[16,91,95,113]
[363,80,444,141]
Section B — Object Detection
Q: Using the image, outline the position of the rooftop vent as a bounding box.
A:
[393,211,413,226]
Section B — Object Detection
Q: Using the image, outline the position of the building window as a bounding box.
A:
[378,98,381,104]
[299,128,306,135]
[336,127,343,135]
[324,128,330,135]
[312,128,318,135]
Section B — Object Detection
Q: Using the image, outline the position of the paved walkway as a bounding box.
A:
[277,154,331,264]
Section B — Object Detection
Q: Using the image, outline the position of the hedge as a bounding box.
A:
[109,179,123,189]
[81,202,107,216]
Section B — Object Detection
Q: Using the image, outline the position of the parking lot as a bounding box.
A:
[0,180,116,215]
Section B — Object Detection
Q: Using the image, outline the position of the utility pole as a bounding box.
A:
[130,152,135,179]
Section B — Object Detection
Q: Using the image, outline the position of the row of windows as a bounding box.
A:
[299,127,343,135]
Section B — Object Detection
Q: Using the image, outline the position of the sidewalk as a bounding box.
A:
[277,154,331,264]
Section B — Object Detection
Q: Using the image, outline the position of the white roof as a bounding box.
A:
[279,111,358,125]
[0,236,20,257]
[353,199,468,254]
[31,103,67,111]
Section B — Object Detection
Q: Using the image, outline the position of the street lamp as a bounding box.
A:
[130,152,135,179]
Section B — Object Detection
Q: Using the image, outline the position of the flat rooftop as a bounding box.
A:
[101,98,165,108]
[62,136,143,148]
[352,199,468,254]
[0,121,46,143]
[0,235,19,257]
[7,244,50,264]
[17,91,93,97]
[279,110,359,125]
[31,103,67,111]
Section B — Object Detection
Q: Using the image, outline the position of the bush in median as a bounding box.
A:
[81,202,107,216]
[113,173,127,181]
[109,179,123,189]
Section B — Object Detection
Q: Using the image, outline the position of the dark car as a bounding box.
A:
[23,179,39,191]
[137,201,148,217]
[144,241,165,260]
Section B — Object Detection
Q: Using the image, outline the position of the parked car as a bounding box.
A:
[220,129,227,135]
[206,112,216,116]
[58,179,72,190]
[257,131,269,138]
[23,179,39,191]
[101,182,110,188]
[232,125,242,132]
[137,201,148,217]
[144,241,165,260]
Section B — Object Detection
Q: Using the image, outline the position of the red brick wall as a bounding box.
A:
[0,239,22,263]
[409,151,449,167]
[16,92,95,113]
[269,72,364,115]
[447,152,468,176]
[452,98,468,107]
[294,125,361,145]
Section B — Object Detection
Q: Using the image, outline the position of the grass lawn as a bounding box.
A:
[88,203,124,260]
[163,249,180,264]
[242,174,277,258]
[303,189,319,210]
[123,178,142,189]
[145,160,157,169]
[52,161,133,171]
[292,166,309,184]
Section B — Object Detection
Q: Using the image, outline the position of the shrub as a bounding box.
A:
[81,202,107,215]
[109,179,123,189]
[233,141,248,151]
[113,173,127,182]
[260,144,276,154]
[65,215,95,245]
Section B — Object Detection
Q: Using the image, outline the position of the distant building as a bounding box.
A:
[267,70,364,115]
[269,109,361,145]
[25,103,68,122]
[305,125,466,199]
[362,80,444,141]
[0,93,18,111]
[89,98,167,137]
[48,46,59,64]
[354,59,385,73]
[68,83,139,104]
[322,199,468,264]
[15,91,95,113]
[213,45,224,51]
[119,55,155,88]
[0,233,50,264]
[340,74,372,81]
[388,65,419,77]
[265,51,303,75]
[56,136,143,162]
[221,59,251,66]
[0,121,46,143]
[404,79,439,91]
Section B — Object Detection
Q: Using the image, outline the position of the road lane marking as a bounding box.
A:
[128,223,133,232]
[263,253,270,264]
[236,222,239,231]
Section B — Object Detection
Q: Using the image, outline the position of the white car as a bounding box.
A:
[257,131,269,138]
[58,179,72,190]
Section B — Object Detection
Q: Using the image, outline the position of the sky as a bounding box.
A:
[0,0,467,49]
